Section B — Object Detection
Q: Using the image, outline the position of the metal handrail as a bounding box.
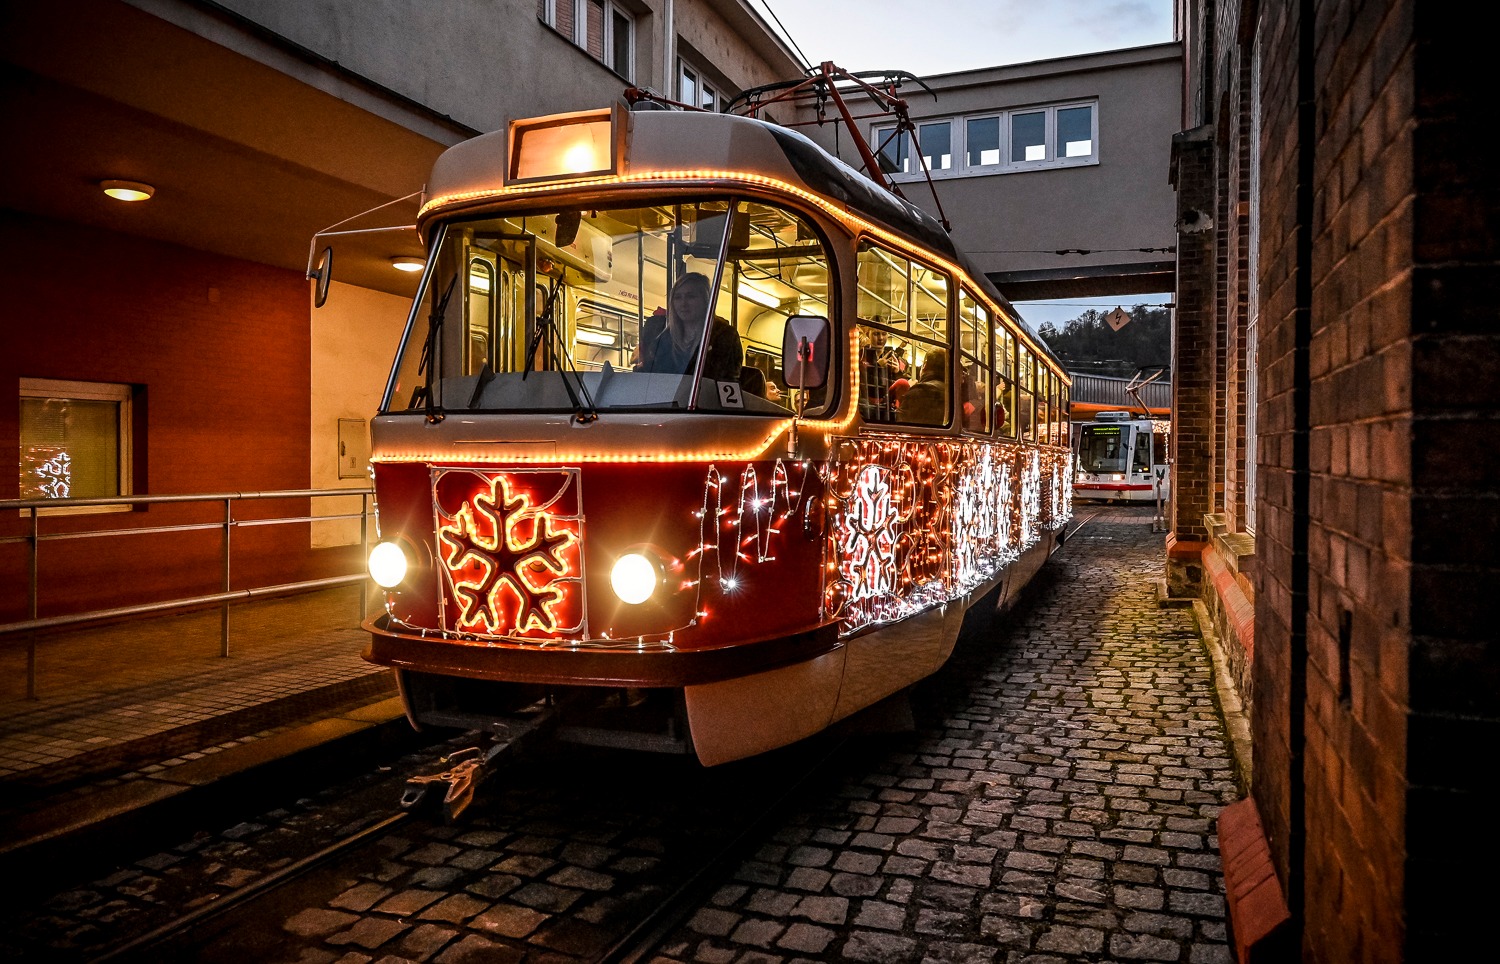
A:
[1,487,376,699]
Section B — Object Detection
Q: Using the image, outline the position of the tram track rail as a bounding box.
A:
[88,809,415,964]
[80,717,855,964]
[1065,505,1104,540]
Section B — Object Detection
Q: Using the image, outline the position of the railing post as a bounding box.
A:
[221,497,232,657]
[360,491,369,621]
[27,507,38,700]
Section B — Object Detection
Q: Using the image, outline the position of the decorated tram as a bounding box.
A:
[350,99,1073,766]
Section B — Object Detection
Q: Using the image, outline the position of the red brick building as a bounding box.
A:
[1171,1,1493,959]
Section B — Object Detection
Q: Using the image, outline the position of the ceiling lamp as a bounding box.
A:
[101,179,154,202]
[391,256,425,272]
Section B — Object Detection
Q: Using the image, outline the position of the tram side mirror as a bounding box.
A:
[308,246,333,308]
[554,210,580,248]
[781,315,830,390]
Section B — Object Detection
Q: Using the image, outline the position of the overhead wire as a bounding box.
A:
[753,0,813,73]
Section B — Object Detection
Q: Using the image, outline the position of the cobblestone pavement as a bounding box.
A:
[1,505,1239,963]
[657,505,1238,963]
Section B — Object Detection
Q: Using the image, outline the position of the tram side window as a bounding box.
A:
[1017,347,1036,441]
[856,242,949,426]
[957,288,991,433]
[1059,385,1071,447]
[718,200,831,410]
[1037,369,1052,445]
[995,327,1016,437]
[1132,429,1153,473]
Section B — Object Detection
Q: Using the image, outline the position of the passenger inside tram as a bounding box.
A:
[899,347,950,425]
[637,273,743,381]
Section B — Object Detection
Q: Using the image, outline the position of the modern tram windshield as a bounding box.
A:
[1077,423,1130,473]
[383,197,832,417]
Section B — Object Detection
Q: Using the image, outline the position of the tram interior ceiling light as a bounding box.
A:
[101,179,154,202]
[575,326,617,346]
[737,283,781,308]
[391,256,426,272]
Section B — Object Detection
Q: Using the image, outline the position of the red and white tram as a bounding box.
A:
[354,101,1074,765]
[1072,412,1171,503]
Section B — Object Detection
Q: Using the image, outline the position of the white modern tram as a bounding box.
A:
[1072,411,1170,504]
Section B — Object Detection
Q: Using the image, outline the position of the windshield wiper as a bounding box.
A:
[523,277,599,423]
[416,275,458,424]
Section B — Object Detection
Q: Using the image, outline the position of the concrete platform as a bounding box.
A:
[0,586,415,885]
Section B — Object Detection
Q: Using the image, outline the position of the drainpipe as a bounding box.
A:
[661,0,675,97]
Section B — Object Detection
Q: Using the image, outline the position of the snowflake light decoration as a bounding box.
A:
[435,469,584,639]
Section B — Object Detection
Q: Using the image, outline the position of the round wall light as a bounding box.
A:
[391,256,425,272]
[101,179,155,202]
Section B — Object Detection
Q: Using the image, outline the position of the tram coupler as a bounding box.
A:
[399,698,563,821]
[400,744,493,822]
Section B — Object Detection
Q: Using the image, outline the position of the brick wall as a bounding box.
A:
[1244,0,1302,917]
[1297,2,1416,959]
[0,211,358,620]
[1402,8,1498,956]
[1168,125,1217,598]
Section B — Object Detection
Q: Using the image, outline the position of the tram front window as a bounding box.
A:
[1078,425,1128,474]
[383,198,831,417]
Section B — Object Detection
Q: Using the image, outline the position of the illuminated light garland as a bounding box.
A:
[396,443,1072,651]
[1018,450,1042,549]
[434,469,585,639]
[690,460,811,595]
[824,437,1072,636]
[420,168,1066,383]
[372,426,788,466]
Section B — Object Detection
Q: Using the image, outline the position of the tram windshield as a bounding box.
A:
[1077,423,1129,473]
[383,197,832,417]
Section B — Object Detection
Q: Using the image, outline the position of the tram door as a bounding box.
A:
[464,255,528,376]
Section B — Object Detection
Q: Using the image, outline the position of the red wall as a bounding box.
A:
[0,210,359,621]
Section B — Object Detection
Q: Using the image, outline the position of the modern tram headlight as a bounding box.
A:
[368,541,410,589]
[611,552,661,605]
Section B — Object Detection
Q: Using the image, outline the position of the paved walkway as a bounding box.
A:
[658,504,1239,962]
[0,586,391,810]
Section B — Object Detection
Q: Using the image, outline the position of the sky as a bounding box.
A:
[748,0,1178,329]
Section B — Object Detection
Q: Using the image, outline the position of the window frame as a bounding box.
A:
[855,239,952,428]
[539,0,634,80]
[18,377,134,515]
[873,99,1099,182]
[956,287,992,436]
[678,59,721,112]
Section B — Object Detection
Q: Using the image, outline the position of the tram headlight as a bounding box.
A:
[611,552,660,605]
[369,541,409,589]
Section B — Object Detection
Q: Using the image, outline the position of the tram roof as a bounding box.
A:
[419,105,1065,375]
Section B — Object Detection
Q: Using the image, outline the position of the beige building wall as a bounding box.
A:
[198,0,802,134]
[309,282,412,548]
[801,43,1182,301]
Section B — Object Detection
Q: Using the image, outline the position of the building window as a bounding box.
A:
[19,378,133,508]
[966,116,1001,167]
[678,60,720,111]
[874,101,1098,180]
[539,0,633,79]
